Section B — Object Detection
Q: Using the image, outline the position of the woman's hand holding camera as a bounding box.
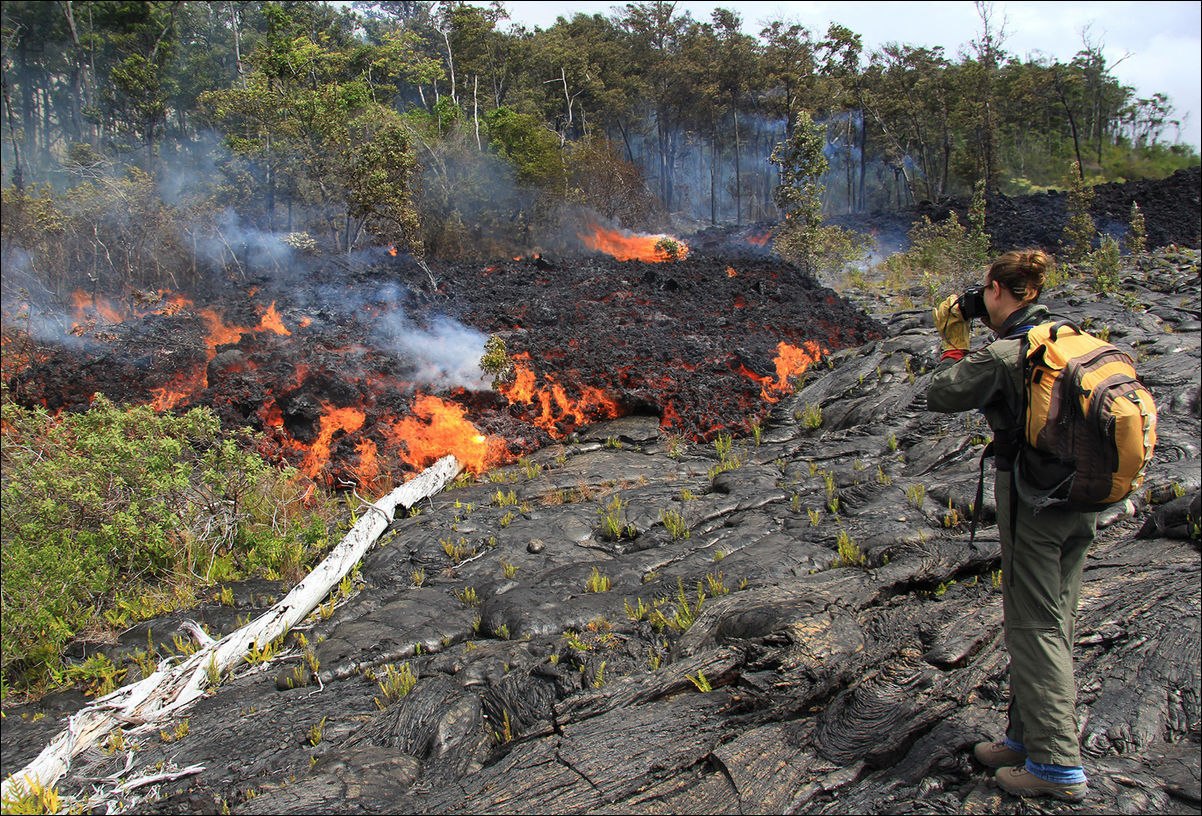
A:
[933,294,970,358]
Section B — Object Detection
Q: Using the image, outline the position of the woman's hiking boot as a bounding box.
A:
[994,765,1088,802]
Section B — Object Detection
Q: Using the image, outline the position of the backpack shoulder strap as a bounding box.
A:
[1002,322,1036,341]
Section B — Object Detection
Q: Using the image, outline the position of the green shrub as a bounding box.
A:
[660,508,690,540]
[1,393,335,696]
[776,224,870,281]
[799,402,823,429]
[833,529,867,568]
[479,335,511,383]
[1061,161,1097,264]
[1127,202,1147,256]
[373,662,417,708]
[707,431,742,479]
[597,495,636,540]
[1088,234,1123,293]
[647,577,707,634]
[713,433,733,461]
[585,567,612,593]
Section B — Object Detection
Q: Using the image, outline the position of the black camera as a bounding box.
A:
[957,286,987,320]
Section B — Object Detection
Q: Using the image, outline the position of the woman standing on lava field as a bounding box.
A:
[925,249,1093,804]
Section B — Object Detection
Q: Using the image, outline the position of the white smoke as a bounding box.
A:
[193,208,296,271]
[372,310,490,391]
[357,279,489,391]
[0,248,94,348]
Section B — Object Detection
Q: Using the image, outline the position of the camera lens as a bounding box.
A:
[957,287,986,319]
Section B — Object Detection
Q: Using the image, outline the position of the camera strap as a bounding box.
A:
[968,442,994,549]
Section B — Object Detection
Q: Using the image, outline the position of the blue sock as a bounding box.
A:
[1003,737,1026,754]
[1025,759,1087,785]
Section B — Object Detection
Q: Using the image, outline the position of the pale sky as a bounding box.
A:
[501,0,1202,152]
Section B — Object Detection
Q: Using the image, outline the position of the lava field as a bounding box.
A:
[3,230,883,489]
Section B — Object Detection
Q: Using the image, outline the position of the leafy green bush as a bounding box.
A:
[485,106,566,189]
[1,170,196,295]
[1127,202,1147,256]
[1101,141,1200,183]
[479,335,511,380]
[770,111,827,247]
[1,392,336,696]
[775,224,870,281]
[1061,161,1097,264]
[564,134,660,226]
[1088,234,1123,293]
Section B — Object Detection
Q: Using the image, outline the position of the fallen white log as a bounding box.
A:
[113,764,206,795]
[1,454,462,803]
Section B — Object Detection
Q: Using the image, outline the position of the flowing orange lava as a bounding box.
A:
[301,404,366,480]
[70,291,126,324]
[150,368,208,411]
[259,400,284,429]
[0,326,41,383]
[387,394,506,474]
[12,288,520,488]
[578,225,690,262]
[355,438,380,485]
[258,302,291,336]
[503,352,539,402]
[740,340,826,402]
[198,308,245,349]
[151,301,294,410]
[69,289,198,329]
[772,341,824,387]
[500,354,621,436]
[156,291,194,315]
[661,400,682,430]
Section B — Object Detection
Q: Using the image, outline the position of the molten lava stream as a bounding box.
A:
[578,224,690,262]
[150,367,208,412]
[70,290,126,325]
[152,299,296,412]
[301,404,366,482]
[355,438,381,486]
[257,302,291,336]
[739,340,827,402]
[386,394,507,476]
[660,400,682,431]
[500,355,621,438]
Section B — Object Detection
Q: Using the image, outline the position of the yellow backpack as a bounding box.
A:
[1016,320,1158,511]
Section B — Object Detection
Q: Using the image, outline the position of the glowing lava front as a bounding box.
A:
[500,353,621,436]
[740,340,826,402]
[386,394,507,474]
[578,225,690,262]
